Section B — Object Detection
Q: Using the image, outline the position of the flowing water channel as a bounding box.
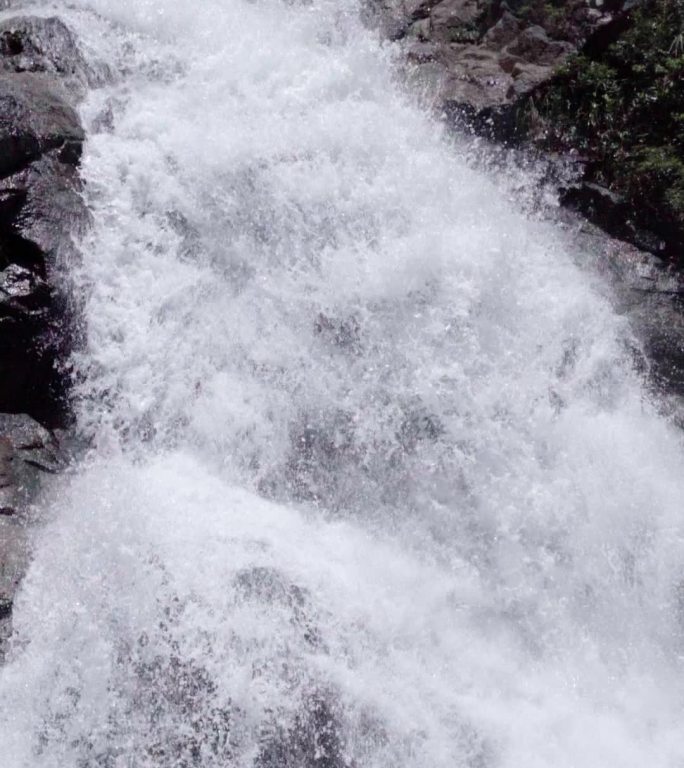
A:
[1,0,684,766]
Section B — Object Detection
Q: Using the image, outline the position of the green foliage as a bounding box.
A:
[533,0,684,240]
[629,146,684,226]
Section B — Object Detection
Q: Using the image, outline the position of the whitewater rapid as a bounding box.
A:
[1,0,684,766]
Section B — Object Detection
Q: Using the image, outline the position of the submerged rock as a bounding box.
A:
[0,16,89,84]
[234,566,323,649]
[256,691,348,768]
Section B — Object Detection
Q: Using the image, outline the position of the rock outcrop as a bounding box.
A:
[0,14,89,80]
[0,15,87,658]
[368,0,624,138]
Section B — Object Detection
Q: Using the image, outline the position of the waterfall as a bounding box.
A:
[1,0,683,766]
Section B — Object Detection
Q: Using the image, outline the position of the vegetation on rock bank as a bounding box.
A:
[530,0,684,258]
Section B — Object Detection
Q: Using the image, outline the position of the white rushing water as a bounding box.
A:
[1,0,684,765]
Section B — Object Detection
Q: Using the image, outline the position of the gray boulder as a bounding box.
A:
[418,0,485,43]
[482,10,521,48]
[504,25,574,66]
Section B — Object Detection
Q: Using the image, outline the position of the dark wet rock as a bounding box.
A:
[431,0,482,36]
[600,243,684,410]
[561,182,669,257]
[0,411,59,449]
[0,413,62,516]
[0,413,63,502]
[561,182,631,239]
[0,263,50,314]
[361,0,431,40]
[403,28,567,141]
[0,16,89,86]
[0,71,83,179]
[0,163,82,425]
[0,412,63,473]
[0,20,86,427]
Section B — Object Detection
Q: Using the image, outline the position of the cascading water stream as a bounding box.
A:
[1,0,684,766]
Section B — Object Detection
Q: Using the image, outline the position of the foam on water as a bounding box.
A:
[1,0,684,765]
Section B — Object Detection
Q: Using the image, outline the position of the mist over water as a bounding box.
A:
[1,0,684,765]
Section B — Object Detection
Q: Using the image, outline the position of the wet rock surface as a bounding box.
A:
[0,413,62,661]
[0,71,84,177]
[0,15,85,426]
[0,15,89,82]
[0,15,84,659]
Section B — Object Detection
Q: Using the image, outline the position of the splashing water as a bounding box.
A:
[1,0,684,766]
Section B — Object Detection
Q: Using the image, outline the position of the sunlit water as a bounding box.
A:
[1,0,684,766]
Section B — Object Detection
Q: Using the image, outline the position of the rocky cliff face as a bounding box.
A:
[0,15,87,659]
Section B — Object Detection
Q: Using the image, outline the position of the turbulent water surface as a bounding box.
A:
[1,0,684,766]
